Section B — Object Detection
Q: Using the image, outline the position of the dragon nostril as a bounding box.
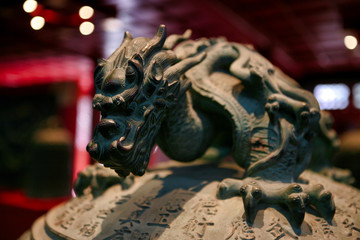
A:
[117,136,134,153]
[93,102,101,111]
[86,141,99,159]
[101,97,114,111]
[98,119,118,138]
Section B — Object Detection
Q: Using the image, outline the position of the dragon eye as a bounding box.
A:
[125,65,136,83]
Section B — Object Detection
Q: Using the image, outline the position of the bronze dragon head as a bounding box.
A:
[87,25,204,177]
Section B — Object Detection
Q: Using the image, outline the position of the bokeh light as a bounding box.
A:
[344,35,358,50]
[314,83,350,110]
[79,6,94,20]
[79,21,94,35]
[23,0,38,13]
[30,16,45,30]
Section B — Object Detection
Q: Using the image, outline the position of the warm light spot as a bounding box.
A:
[344,35,358,50]
[79,21,94,35]
[314,83,350,110]
[79,6,94,19]
[30,16,45,30]
[23,0,38,13]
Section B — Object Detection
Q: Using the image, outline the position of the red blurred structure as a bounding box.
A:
[0,54,94,182]
[0,54,94,239]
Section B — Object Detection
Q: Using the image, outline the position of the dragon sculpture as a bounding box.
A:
[79,25,335,228]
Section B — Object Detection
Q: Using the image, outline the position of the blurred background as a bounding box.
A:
[0,0,359,238]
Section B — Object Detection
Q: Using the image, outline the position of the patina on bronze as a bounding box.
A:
[21,163,360,240]
[85,25,335,228]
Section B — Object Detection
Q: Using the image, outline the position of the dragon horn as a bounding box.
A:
[113,47,127,68]
[123,31,133,42]
[141,25,167,62]
[107,31,133,62]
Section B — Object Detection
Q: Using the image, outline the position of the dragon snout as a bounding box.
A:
[97,119,118,138]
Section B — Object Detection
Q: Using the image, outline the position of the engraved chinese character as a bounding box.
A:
[183,217,214,239]
[342,218,360,238]
[164,198,185,213]
[267,222,285,240]
[61,217,75,230]
[77,203,94,214]
[192,198,218,216]
[226,217,255,240]
[97,207,115,219]
[105,227,131,240]
[111,194,131,205]
[79,222,99,237]
[134,196,153,209]
[147,210,170,228]
[118,210,142,227]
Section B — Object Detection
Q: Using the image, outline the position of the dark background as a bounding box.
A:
[0,0,359,239]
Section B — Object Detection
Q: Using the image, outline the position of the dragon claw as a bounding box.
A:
[217,182,229,198]
[284,192,308,228]
[217,180,264,223]
[317,192,335,221]
[298,108,320,130]
[285,183,303,194]
[217,178,243,198]
[242,184,263,223]
[217,180,263,223]
[217,179,335,228]
[305,184,335,221]
[73,164,134,198]
[310,108,320,121]
[251,187,263,200]
[265,102,280,115]
[300,111,310,124]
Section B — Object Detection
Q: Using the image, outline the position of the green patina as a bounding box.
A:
[81,25,335,228]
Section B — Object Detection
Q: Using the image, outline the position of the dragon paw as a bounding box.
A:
[265,93,320,134]
[73,164,134,198]
[265,101,280,115]
[299,108,320,128]
[217,178,335,228]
